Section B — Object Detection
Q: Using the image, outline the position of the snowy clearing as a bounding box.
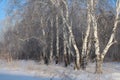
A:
[0,60,120,80]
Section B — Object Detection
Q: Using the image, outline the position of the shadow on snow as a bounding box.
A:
[0,73,60,80]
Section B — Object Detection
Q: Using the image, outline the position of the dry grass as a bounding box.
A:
[0,53,13,64]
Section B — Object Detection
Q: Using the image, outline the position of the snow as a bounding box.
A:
[0,60,120,80]
[0,74,49,80]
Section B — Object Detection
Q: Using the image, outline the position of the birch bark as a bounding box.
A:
[50,18,53,62]
[56,15,59,61]
[40,17,46,61]
[50,0,80,69]
[81,0,91,69]
[91,0,120,73]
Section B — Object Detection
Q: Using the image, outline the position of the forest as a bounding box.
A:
[0,0,120,74]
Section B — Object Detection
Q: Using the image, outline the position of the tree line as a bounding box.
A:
[0,0,120,73]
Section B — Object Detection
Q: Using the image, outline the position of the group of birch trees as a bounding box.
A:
[0,0,120,73]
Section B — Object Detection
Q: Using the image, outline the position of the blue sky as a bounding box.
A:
[0,0,7,39]
[0,0,116,21]
[0,0,6,20]
[0,0,7,33]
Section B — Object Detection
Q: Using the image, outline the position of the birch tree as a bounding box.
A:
[61,0,71,66]
[91,0,120,73]
[49,0,81,69]
[61,0,81,69]
[50,18,54,62]
[81,0,91,69]
[55,15,60,64]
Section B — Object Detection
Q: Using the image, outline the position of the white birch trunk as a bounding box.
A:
[62,1,69,65]
[63,0,71,64]
[63,24,68,66]
[56,15,59,58]
[91,0,100,57]
[81,0,91,69]
[41,17,46,59]
[90,0,102,73]
[68,21,73,63]
[50,18,53,62]
[82,0,91,57]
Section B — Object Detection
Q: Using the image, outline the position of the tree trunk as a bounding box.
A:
[66,21,72,65]
[63,24,68,66]
[50,18,53,62]
[63,0,71,65]
[90,0,101,73]
[95,56,103,74]
[81,0,91,69]
[56,15,59,62]
[41,17,46,62]
[86,38,92,63]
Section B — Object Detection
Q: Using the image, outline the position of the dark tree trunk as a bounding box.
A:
[55,56,59,64]
[81,56,87,70]
[64,54,68,67]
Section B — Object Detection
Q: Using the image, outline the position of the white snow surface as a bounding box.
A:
[0,60,120,80]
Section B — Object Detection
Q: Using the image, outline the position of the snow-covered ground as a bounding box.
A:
[0,60,120,80]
